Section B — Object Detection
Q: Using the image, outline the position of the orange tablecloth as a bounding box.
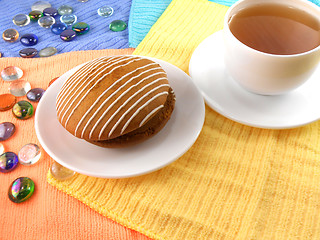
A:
[0,49,151,240]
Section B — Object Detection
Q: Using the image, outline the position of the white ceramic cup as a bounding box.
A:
[223,0,320,95]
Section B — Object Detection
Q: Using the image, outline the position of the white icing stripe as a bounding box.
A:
[57,56,127,113]
[76,64,163,137]
[62,57,142,127]
[88,74,167,139]
[74,63,160,136]
[119,91,169,136]
[56,56,115,105]
[104,85,170,138]
[139,105,164,127]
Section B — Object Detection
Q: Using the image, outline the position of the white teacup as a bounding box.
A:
[223,0,320,95]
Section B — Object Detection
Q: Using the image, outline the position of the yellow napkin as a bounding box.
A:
[48,0,320,239]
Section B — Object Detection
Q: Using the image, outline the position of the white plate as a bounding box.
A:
[189,30,320,129]
[35,57,205,178]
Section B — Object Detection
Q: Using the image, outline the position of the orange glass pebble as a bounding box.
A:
[48,77,59,87]
[0,94,16,111]
[2,29,19,43]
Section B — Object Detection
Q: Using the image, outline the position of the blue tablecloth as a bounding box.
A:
[0,0,131,57]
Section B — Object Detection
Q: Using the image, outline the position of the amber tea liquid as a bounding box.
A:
[228,3,320,55]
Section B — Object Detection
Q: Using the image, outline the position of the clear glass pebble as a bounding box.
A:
[51,22,67,35]
[29,10,43,22]
[97,6,114,17]
[43,7,58,17]
[19,48,38,58]
[50,161,75,180]
[1,66,23,81]
[72,22,90,35]
[20,33,38,46]
[0,122,15,141]
[27,88,45,102]
[58,5,73,15]
[9,80,31,97]
[39,47,57,57]
[60,29,77,41]
[13,14,30,27]
[18,143,41,166]
[60,14,77,26]
[0,143,4,155]
[109,20,127,32]
[31,1,51,12]
[8,177,35,203]
[38,16,55,28]
[12,101,34,120]
[2,29,19,43]
[0,152,18,173]
[0,94,16,111]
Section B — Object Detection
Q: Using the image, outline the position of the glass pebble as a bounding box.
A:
[58,5,73,15]
[0,122,15,141]
[0,152,18,173]
[72,22,90,35]
[109,20,127,32]
[1,66,23,81]
[2,29,19,43]
[29,10,43,22]
[48,77,59,87]
[50,161,75,180]
[43,7,58,17]
[60,14,77,26]
[31,1,51,12]
[18,143,41,166]
[51,22,67,35]
[78,0,89,2]
[0,143,4,155]
[38,16,55,28]
[9,80,31,97]
[0,94,16,112]
[97,6,114,17]
[13,14,30,27]
[26,88,45,102]
[60,30,77,42]
[12,101,34,120]
[8,177,35,203]
[39,47,57,57]
[19,48,38,58]
[20,34,38,46]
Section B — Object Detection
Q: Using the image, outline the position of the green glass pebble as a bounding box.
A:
[8,177,35,203]
[12,100,34,120]
[72,22,90,35]
[58,5,73,15]
[29,11,43,22]
[109,20,127,32]
[13,14,30,27]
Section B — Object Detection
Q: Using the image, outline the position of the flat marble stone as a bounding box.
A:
[12,100,34,120]
[51,22,67,35]
[19,48,38,58]
[39,47,57,57]
[0,122,15,141]
[97,6,114,17]
[58,5,73,15]
[18,143,41,165]
[72,22,90,35]
[60,14,77,26]
[60,29,77,41]
[31,1,51,12]
[109,20,127,32]
[8,177,35,203]
[0,152,18,173]
[26,88,45,102]
[9,80,31,97]
[13,14,30,27]
[43,7,58,17]
[50,161,75,180]
[48,77,59,87]
[38,16,55,28]
[29,10,43,22]
[2,29,19,42]
[1,66,23,81]
[0,94,16,111]
[20,33,38,46]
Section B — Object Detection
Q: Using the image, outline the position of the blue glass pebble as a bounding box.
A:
[60,30,77,42]
[51,22,67,35]
[0,122,15,141]
[60,14,77,26]
[26,88,45,102]
[43,7,58,17]
[20,34,38,46]
[0,152,18,173]
[97,6,114,17]
[19,48,38,58]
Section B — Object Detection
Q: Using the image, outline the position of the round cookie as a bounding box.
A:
[56,55,175,147]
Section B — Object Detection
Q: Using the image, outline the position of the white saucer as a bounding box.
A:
[189,30,320,129]
[35,57,205,178]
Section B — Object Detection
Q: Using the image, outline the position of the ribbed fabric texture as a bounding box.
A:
[128,0,320,48]
[46,0,320,239]
[0,0,131,57]
[0,49,154,240]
